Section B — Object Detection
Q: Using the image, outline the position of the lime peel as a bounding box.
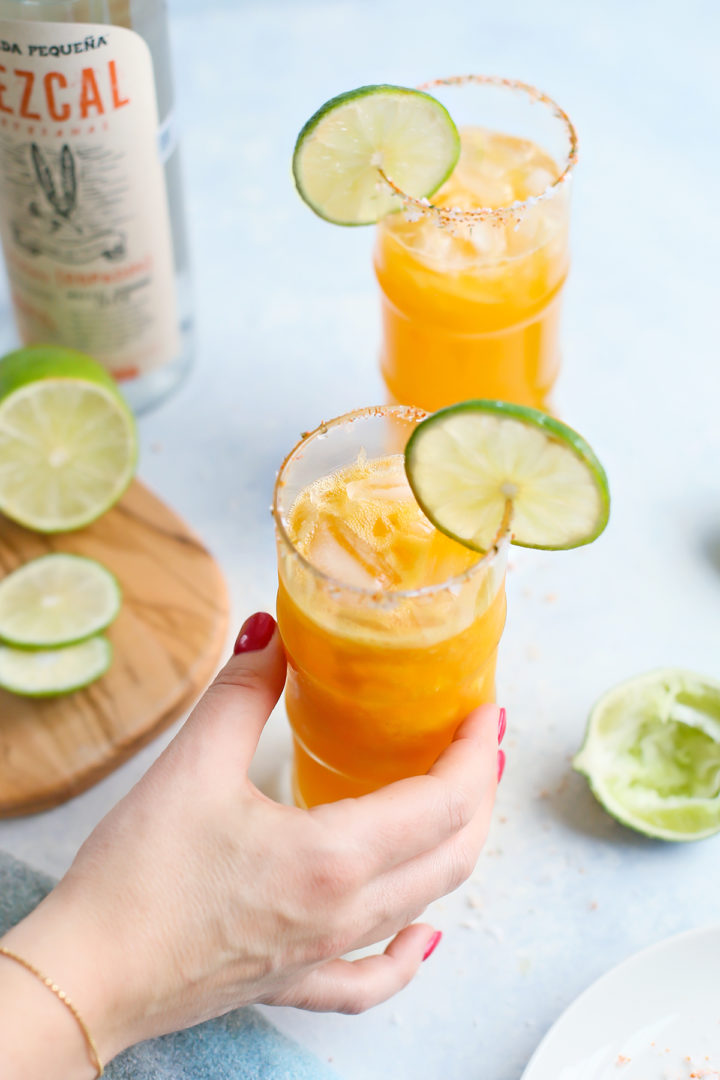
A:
[574,669,720,842]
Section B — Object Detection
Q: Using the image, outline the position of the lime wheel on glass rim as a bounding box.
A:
[403,400,610,553]
[293,84,460,225]
[0,345,138,533]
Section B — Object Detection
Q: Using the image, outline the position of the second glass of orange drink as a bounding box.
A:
[273,406,509,807]
[374,76,578,411]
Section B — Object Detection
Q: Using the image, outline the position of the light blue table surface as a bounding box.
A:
[0,1,719,1078]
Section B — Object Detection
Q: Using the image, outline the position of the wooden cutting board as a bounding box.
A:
[0,480,229,817]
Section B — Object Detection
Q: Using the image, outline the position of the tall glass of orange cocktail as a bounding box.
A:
[273,405,509,808]
[375,76,578,412]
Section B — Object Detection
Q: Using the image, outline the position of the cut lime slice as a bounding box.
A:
[293,84,460,225]
[0,554,121,648]
[0,346,138,533]
[0,635,112,697]
[404,401,609,552]
[573,670,720,842]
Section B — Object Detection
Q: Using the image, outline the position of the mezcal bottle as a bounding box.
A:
[0,0,192,413]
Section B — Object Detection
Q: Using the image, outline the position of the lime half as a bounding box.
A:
[0,635,112,697]
[404,400,610,553]
[293,84,460,225]
[574,670,720,842]
[0,346,138,533]
[0,554,121,648]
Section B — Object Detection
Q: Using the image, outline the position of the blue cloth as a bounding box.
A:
[0,849,340,1079]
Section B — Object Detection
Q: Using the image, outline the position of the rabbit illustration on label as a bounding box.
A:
[12,143,126,265]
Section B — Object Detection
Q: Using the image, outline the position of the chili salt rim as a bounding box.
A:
[379,74,579,229]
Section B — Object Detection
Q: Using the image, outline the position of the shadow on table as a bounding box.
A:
[701,525,720,578]
[540,764,666,851]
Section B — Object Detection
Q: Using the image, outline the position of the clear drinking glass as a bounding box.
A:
[375,75,578,412]
[273,405,509,808]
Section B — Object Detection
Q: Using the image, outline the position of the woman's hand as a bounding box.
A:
[0,613,502,1073]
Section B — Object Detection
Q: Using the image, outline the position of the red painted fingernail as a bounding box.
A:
[497,749,506,783]
[233,612,276,654]
[498,707,507,744]
[422,930,442,962]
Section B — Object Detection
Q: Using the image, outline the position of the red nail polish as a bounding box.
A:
[422,930,442,962]
[233,612,276,654]
[497,749,506,783]
[498,706,507,745]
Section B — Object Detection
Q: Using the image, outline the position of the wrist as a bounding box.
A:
[0,883,138,1070]
[0,929,99,1079]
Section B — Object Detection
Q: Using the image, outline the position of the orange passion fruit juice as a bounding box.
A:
[374,78,577,411]
[274,407,508,807]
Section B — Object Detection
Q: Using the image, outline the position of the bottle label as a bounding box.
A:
[0,20,179,379]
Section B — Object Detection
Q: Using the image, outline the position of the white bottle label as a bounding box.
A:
[0,20,179,379]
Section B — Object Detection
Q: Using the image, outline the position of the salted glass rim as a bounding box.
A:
[378,74,578,228]
[272,404,511,602]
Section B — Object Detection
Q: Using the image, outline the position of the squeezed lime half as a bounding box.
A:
[574,669,720,841]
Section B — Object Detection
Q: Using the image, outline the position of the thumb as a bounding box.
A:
[180,612,287,769]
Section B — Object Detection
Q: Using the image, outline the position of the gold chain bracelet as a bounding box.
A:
[0,945,103,1077]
